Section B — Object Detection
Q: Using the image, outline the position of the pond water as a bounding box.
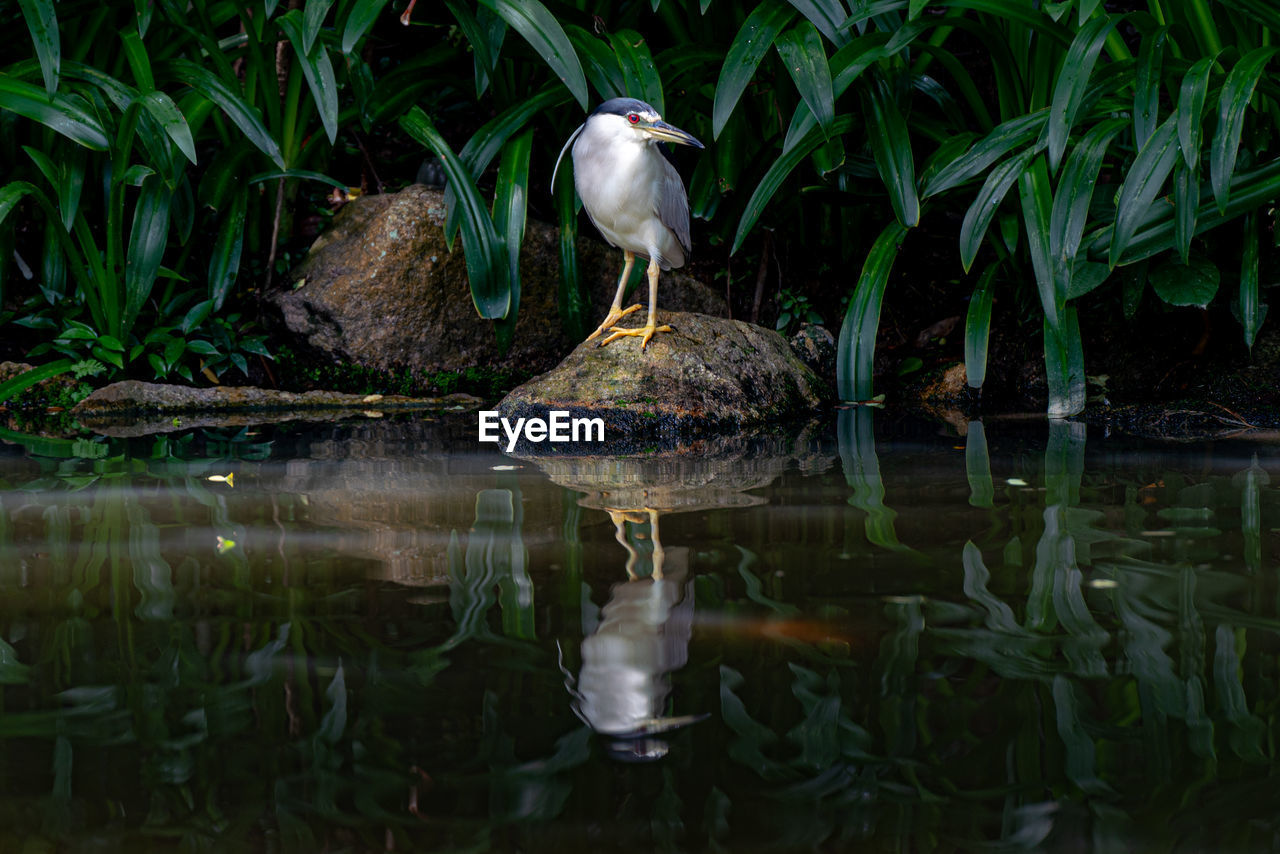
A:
[1,409,1278,852]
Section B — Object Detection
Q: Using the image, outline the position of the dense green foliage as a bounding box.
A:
[5,0,1280,413]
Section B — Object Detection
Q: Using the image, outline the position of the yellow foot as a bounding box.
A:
[585,304,643,342]
[598,323,673,351]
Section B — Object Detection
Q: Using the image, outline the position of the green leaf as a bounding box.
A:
[1019,155,1058,328]
[837,222,907,401]
[1110,115,1179,268]
[555,161,589,342]
[1210,47,1277,212]
[784,0,850,45]
[181,300,213,334]
[303,0,334,54]
[1047,14,1120,172]
[164,59,285,167]
[1177,55,1215,171]
[400,108,510,319]
[124,175,172,337]
[923,110,1047,198]
[782,32,894,153]
[1044,306,1085,417]
[964,264,997,389]
[342,0,390,54]
[566,24,624,100]
[492,130,533,350]
[209,187,247,311]
[139,91,198,164]
[19,0,59,95]
[1240,213,1265,350]
[776,21,834,138]
[1150,255,1218,307]
[248,169,348,191]
[477,0,588,110]
[609,29,664,116]
[135,0,153,37]
[119,27,154,92]
[733,116,856,253]
[1050,117,1125,289]
[1133,26,1167,150]
[1065,261,1109,299]
[278,10,340,145]
[1173,160,1199,264]
[863,76,918,227]
[0,78,108,150]
[960,146,1037,272]
[445,85,567,243]
[0,359,74,404]
[713,0,797,139]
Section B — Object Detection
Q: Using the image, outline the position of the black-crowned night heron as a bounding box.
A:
[553,97,704,350]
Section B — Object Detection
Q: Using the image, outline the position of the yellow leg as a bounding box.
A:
[598,257,673,351]
[585,251,643,342]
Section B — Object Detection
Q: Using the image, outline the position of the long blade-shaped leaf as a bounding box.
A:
[208,186,247,311]
[478,0,588,110]
[733,116,855,253]
[1047,14,1119,172]
[0,359,74,404]
[1110,115,1179,267]
[1240,212,1266,350]
[610,29,664,116]
[302,0,333,54]
[165,59,285,167]
[960,146,1037,272]
[0,78,108,150]
[1177,55,1215,171]
[1049,117,1125,274]
[19,0,59,95]
[863,76,918,227]
[1019,155,1058,328]
[785,0,850,46]
[400,107,510,319]
[1210,46,1277,212]
[278,10,339,145]
[342,0,390,54]
[1133,26,1167,150]
[776,21,835,138]
[782,31,893,153]
[555,160,588,342]
[1044,306,1085,417]
[1173,160,1199,264]
[139,91,197,164]
[923,110,1047,197]
[492,130,532,349]
[713,0,797,139]
[445,85,567,243]
[837,221,907,401]
[964,264,997,389]
[567,24,624,101]
[124,174,173,338]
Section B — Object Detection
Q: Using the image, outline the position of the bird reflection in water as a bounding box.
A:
[567,508,704,762]
[530,450,789,761]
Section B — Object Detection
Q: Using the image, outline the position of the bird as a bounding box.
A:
[552,98,704,351]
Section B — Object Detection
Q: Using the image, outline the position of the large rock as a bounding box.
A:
[267,185,727,376]
[496,312,831,446]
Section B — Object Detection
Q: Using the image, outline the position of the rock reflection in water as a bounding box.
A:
[528,445,792,760]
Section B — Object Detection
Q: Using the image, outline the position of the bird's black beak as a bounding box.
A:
[646,120,704,149]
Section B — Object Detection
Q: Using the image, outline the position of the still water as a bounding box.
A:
[1,409,1278,852]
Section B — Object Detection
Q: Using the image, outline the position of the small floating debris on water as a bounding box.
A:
[215,536,236,554]
[491,465,523,471]
[362,410,385,419]
[207,473,235,487]
[361,394,383,403]
[1006,478,1029,486]
[1087,578,1118,589]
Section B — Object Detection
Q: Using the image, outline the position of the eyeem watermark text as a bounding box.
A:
[479,410,605,451]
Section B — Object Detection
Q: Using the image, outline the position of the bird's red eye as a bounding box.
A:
[627,113,639,124]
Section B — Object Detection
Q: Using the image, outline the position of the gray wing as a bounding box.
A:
[655,156,692,256]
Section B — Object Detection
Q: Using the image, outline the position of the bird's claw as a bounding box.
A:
[598,323,673,350]
[585,304,643,342]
